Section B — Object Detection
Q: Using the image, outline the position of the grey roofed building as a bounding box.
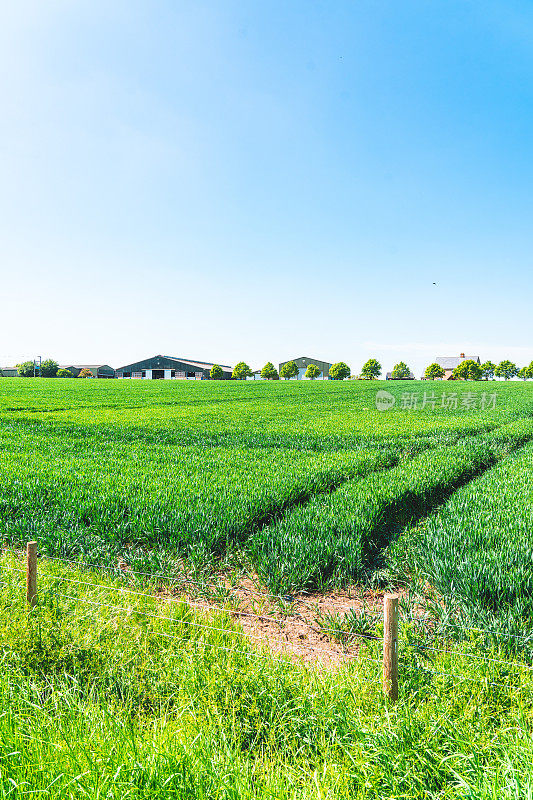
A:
[116,355,233,380]
[60,364,116,378]
[421,353,481,380]
[435,355,481,370]
[0,367,18,377]
[278,356,332,379]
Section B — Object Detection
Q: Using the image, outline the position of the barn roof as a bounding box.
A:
[435,356,480,369]
[283,355,331,362]
[60,364,113,371]
[116,355,232,372]
[163,356,232,370]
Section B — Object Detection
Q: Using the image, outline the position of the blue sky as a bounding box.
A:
[1,0,532,375]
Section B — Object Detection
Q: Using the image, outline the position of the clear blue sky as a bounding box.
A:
[1,0,532,375]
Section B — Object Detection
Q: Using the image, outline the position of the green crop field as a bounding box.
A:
[3,377,533,798]
[1,377,533,606]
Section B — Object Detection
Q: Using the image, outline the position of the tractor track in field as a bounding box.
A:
[246,419,533,594]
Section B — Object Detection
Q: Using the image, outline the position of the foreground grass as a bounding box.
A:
[1,556,533,798]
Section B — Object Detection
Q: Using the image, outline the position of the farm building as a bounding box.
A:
[61,364,116,378]
[426,353,481,380]
[278,356,332,379]
[0,367,18,377]
[116,355,233,380]
[386,370,416,380]
[246,367,280,380]
[420,354,481,380]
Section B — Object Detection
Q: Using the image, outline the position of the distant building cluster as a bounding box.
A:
[4,352,517,381]
[61,364,116,379]
[0,354,335,380]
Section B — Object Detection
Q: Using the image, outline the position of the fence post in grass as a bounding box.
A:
[26,541,38,608]
[383,593,399,702]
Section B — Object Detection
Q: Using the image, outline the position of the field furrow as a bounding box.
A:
[250,419,533,593]
[393,438,533,645]
[0,427,405,573]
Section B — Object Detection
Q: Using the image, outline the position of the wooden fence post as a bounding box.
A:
[383,593,399,702]
[26,541,38,608]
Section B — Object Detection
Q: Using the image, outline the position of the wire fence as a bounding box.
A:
[0,553,381,643]
[3,546,384,670]
[401,610,533,641]
[2,543,533,700]
[39,552,293,602]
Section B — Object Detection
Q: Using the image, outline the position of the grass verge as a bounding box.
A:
[1,554,533,798]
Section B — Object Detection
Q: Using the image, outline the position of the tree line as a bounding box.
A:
[10,360,79,378]
[8,358,533,382]
[423,360,533,381]
[226,361,360,380]
[223,358,533,381]
[226,359,393,380]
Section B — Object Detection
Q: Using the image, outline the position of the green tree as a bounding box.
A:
[480,361,496,380]
[16,361,36,377]
[210,364,224,380]
[391,361,411,380]
[360,359,381,380]
[518,367,529,381]
[330,362,351,380]
[40,359,59,378]
[526,361,533,379]
[304,363,321,379]
[279,361,299,380]
[57,368,73,378]
[260,362,278,380]
[424,363,445,380]
[494,360,518,380]
[452,360,482,381]
[232,362,253,380]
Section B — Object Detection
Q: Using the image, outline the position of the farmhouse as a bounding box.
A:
[61,364,116,378]
[278,356,332,379]
[422,353,481,380]
[116,355,233,380]
[0,367,18,377]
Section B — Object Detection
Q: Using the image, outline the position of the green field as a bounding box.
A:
[2,378,533,608]
[2,377,533,798]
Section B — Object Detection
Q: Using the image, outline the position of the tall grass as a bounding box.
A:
[2,555,533,799]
